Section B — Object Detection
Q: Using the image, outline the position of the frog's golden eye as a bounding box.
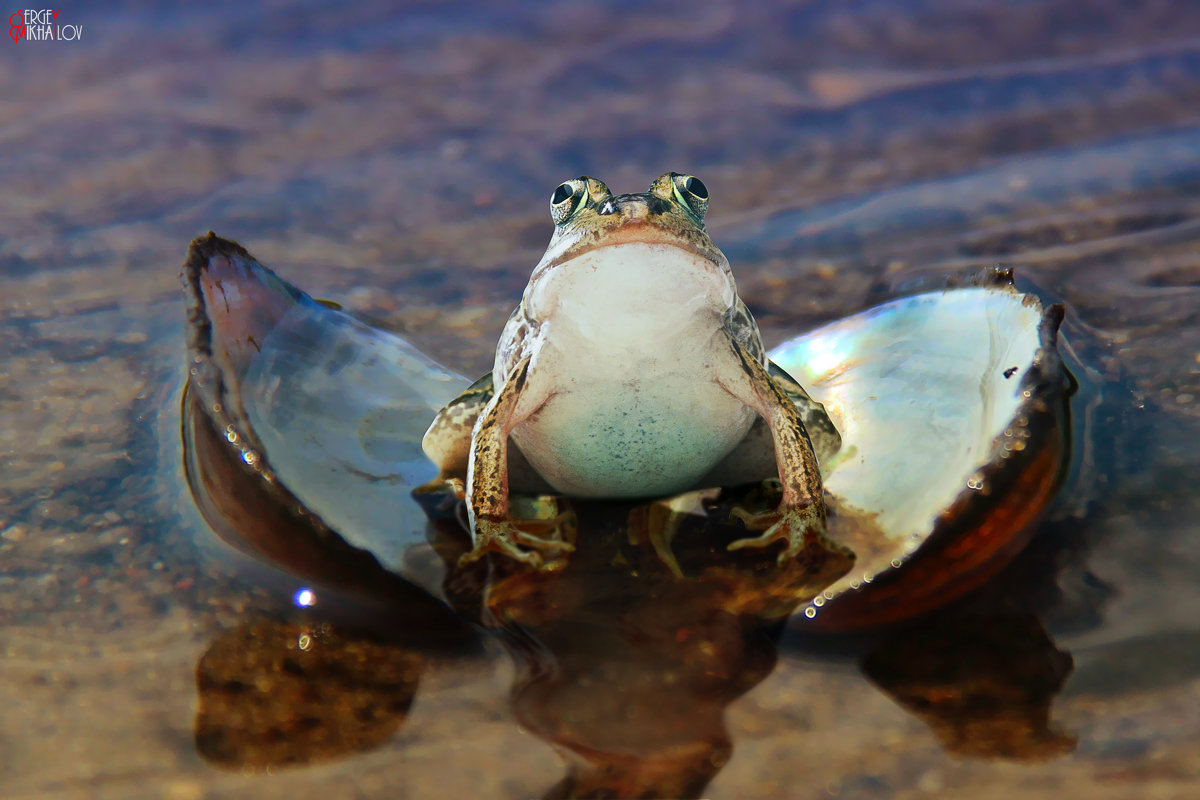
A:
[550,178,588,225]
[671,174,709,219]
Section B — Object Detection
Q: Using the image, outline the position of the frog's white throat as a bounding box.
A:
[524,242,735,347]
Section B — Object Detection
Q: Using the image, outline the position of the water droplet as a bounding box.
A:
[804,606,817,619]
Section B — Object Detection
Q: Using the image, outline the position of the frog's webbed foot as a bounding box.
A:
[458,513,576,570]
[728,503,851,567]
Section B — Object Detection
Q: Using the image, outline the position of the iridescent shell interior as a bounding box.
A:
[770,279,1070,628]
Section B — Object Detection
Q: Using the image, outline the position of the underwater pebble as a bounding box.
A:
[1,525,27,542]
[36,499,80,524]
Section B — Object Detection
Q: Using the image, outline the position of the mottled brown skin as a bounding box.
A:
[721,338,827,557]
[465,355,575,565]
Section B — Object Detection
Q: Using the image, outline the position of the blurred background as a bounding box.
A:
[2,1,1200,798]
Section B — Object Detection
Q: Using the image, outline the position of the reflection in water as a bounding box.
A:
[185,411,1079,794]
[861,616,1075,761]
[428,489,850,798]
[195,622,423,770]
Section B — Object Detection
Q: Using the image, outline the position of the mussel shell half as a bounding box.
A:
[770,275,1071,630]
[182,234,465,578]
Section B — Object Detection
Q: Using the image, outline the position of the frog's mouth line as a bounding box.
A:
[530,230,731,288]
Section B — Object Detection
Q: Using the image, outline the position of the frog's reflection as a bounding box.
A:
[185,388,1076,794]
[424,487,850,798]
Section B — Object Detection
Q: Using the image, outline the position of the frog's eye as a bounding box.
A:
[671,174,709,219]
[550,179,588,225]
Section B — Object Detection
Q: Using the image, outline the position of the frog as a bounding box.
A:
[421,172,845,570]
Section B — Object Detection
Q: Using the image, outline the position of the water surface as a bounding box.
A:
[3,1,1200,797]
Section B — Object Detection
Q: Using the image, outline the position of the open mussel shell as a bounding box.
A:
[182,233,466,598]
[770,271,1071,631]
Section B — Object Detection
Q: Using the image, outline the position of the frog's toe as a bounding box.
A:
[728,504,782,531]
[728,504,830,565]
[458,520,545,568]
[458,516,575,570]
[512,528,576,555]
[728,521,795,564]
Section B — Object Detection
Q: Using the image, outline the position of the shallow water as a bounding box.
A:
[3,1,1200,797]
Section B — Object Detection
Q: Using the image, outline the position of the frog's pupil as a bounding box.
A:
[684,177,708,200]
[551,183,574,205]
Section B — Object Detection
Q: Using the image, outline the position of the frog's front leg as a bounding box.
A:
[718,338,853,567]
[459,356,575,569]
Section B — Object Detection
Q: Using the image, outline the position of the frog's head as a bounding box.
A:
[525,172,737,324]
